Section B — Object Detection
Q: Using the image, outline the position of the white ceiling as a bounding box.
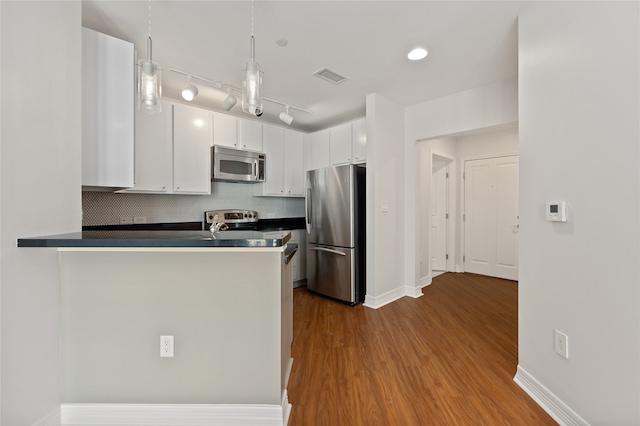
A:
[82,1,528,132]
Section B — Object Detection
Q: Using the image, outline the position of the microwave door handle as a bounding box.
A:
[254,159,258,181]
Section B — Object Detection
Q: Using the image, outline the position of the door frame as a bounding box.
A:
[428,150,456,280]
[460,152,519,275]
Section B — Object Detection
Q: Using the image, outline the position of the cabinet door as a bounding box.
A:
[121,100,173,193]
[352,118,367,164]
[213,112,238,148]
[330,122,352,165]
[284,130,304,196]
[81,27,134,188]
[238,119,263,151]
[173,103,212,194]
[307,129,330,171]
[262,125,285,195]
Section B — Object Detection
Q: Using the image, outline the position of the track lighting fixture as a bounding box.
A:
[169,68,310,118]
[138,0,162,114]
[222,90,237,111]
[181,75,198,101]
[279,105,293,125]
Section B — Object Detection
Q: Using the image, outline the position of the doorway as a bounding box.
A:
[430,154,454,278]
[463,155,519,281]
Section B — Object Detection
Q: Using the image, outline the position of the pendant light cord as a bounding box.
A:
[148,0,152,39]
[251,0,254,37]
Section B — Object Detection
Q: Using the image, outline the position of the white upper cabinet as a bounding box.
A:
[329,122,352,165]
[124,100,173,192]
[254,125,305,197]
[213,113,262,152]
[305,119,367,171]
[238,119,263,152]
[351,118,367,164]
[284,130,305,196]
[212,112,238,149]
[306,129,331,171]
[120,101,211,195]
[81,27,134,189]
[172,103,213,194]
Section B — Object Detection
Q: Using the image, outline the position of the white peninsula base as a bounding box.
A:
[58,247,293,426]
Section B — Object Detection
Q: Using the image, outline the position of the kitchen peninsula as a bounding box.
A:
[18,230,295,425]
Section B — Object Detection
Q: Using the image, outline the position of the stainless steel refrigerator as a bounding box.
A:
[305,164,366,305]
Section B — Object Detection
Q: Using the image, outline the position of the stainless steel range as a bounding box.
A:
[205,209,259,232]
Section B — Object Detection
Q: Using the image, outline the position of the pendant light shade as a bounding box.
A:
[242,35,263,116]
[138,2,162,114]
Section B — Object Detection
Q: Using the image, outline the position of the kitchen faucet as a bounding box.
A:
[209,214,229,235]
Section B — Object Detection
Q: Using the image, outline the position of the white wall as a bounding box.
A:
[364,94,407,307]
[405,78,519,294]
[1,1,82,424]
[517,2,639,424]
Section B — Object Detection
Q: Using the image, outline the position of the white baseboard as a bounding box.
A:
[61,402,289,426]
[33,407,61,426]
[419,275,432,288]
[514,365,589,426]
[363,286,407,309]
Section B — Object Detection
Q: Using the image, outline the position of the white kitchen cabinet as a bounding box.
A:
[120,101,211,195]
[306,129,330,171]
[254,126,305,197]
[330,122,353,165]
[212,112,238,148]
[123,100,173,192]
[172,103,213,194]
[351,118,367,164]
[238,119,263,151]
[284,130,305,196]
[81,27,135,190]
[213,113,262,152]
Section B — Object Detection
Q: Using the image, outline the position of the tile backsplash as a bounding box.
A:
[82,182,305,226]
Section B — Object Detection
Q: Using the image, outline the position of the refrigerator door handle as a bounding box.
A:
[310,246,346,256]
[305,187,312,234]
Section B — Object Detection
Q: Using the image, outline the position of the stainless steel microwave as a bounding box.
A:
[212,146,265,183]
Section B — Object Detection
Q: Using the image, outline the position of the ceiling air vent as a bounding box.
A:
[313,68,348,85]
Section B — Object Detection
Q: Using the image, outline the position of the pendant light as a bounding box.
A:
[242,0,263,117]
[138,0,162,114]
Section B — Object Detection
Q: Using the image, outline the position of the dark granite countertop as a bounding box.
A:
[17,230,291,248]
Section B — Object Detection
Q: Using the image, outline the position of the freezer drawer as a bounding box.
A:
[307,244,355,303]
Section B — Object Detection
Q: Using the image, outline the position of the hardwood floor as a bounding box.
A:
[287,273,557,425]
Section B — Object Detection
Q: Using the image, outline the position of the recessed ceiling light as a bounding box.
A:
[276,38,288,47]
[408,47,428,61]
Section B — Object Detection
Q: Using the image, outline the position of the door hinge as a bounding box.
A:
[463,172,466,179]
[463,213,466,221]
[446,254,449,260]
[463,255,466,262]
[446,172,449,178]
[446,213,449,219]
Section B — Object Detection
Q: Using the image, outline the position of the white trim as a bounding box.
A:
[363,286,406,309]
[514,366,589,426]
[419,275,432,288]
[61,403,289,426]
[33,407,61,426]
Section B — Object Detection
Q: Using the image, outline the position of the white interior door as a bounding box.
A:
[464,156,519,280]
[431,161,449,272]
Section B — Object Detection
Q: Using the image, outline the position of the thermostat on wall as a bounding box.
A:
[546,202,567,222]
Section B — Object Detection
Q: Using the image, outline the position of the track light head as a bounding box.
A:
[222,92,237,111]
[279,106,293,125]
[181,76,198,101]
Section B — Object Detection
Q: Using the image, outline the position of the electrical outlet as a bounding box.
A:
[554,330,569,359]
[119,217,134,225]
[160,335,174,357]
[134,216,147,224]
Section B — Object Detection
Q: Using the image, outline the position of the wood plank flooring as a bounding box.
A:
[287,273,556,425]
